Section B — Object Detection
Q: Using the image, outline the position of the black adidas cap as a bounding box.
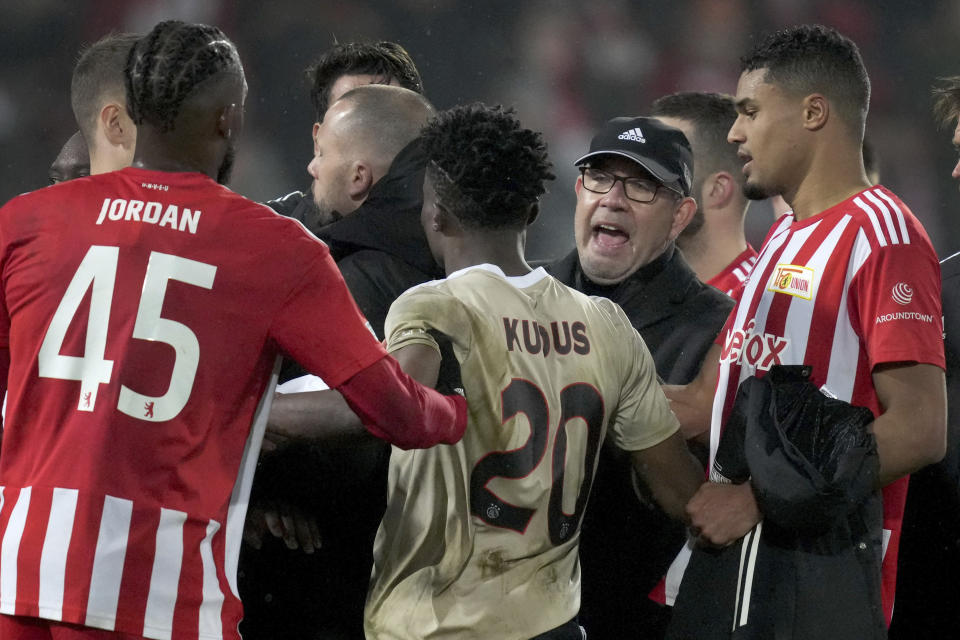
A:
[574,116,693,197]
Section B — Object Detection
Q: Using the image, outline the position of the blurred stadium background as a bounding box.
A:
[2,0,959,260]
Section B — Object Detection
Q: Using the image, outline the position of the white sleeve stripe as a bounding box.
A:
[853,196,887,247]
[863,190,900,245]
[86,495,133,630]
[198,520,224,640]
[0,487,29,614]
[874,189,910,244]
[732,527,752,630]
[738,521,763,627]
[38,487,79,620]
[143,508,187,640]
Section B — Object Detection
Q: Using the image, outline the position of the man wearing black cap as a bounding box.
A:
[547,116,733,638]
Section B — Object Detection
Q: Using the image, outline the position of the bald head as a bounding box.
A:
[307,85,435,224]
[333,84,435,174]
[49,131,91,184]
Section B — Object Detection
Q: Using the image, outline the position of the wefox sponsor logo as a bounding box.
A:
[767,264,814,300]
[719,320,788,371]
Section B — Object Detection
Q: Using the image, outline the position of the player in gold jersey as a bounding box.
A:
[356,104,704,639]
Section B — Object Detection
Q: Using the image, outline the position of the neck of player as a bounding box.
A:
[443,229,532,278]
[676,217,748,284]
[785,141,872,222]
[130,127,224,180]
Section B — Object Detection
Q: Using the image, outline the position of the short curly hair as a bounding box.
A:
[307,41,423,122]
[420,104,554,231]
[125,20,242,133]
[741,24,870,137]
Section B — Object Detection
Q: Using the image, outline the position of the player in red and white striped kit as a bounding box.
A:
[0,21,465,640]
[665,25,946,633]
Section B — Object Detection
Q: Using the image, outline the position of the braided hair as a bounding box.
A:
[125,20,241,133]
[420,104,554,230]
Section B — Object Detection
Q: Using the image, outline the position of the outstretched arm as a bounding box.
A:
[267,345,452,449]
[267,389,367,444]
[630,431,704,523]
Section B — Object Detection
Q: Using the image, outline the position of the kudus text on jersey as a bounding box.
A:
[95,197,201,234]
[503,318,590,356]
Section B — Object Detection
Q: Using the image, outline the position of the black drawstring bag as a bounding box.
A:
[667,365,885,640]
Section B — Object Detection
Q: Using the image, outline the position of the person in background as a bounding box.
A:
[70,32,140,175]
[651,92,756,297]
[48,131,90,184]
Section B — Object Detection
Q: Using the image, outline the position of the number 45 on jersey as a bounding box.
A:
[38,245,216,422]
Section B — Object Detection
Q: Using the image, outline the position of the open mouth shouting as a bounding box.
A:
[591,221,630,253]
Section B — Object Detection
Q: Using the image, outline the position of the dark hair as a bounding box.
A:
[741,24,870,137]
[651,92,741,185]
[421,104,554,230]
[307,41,423,122]
[125,20,241,133]
[71,33,141,141]
[933,76,960,129]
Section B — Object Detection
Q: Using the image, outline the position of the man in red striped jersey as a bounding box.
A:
[651,92,757,298]
[664,25,946,635]
[0,20,465,640]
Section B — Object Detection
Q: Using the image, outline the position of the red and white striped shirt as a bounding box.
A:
[708,185,944,624]
[0,168,387,639]
[707,245,758,298]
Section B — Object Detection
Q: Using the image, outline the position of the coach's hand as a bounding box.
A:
[686,481,761,546]
[243,504,322,554]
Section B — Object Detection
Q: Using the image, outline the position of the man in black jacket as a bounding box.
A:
[239,84,437,640]
[266,40,424,236]
[547,116,733,639]
[887,76,960,639]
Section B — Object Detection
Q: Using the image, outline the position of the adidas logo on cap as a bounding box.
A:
[618,127,646,143]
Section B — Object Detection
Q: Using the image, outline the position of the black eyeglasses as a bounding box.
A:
[579,167,680,203]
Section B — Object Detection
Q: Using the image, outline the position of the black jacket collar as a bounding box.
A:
[547,243,701,329]
[266,138,440,277]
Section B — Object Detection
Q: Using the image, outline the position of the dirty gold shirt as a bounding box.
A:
[365,264,678,639]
